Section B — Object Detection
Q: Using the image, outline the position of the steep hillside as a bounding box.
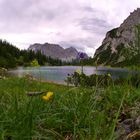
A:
[94,8,140,67]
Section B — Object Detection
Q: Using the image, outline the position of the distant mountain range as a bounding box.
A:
[93,8,140,66]
[29,42,88,61]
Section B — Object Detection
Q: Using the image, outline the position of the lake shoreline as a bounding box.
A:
[24,74,68,86]
[8,66,133,83]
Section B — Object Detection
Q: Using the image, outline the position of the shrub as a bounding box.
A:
[65,72,113,87]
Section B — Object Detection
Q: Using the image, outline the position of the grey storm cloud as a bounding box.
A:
[79,18,112,35]
[0,0,140,56]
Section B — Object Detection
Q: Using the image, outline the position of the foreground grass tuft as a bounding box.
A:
[0,77,140,139]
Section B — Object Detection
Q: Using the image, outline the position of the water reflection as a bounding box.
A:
[8,66,132,83]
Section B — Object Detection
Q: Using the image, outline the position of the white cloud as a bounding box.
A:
[0,0,140,56]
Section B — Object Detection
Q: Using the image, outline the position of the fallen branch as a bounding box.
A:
[27,91,46,96]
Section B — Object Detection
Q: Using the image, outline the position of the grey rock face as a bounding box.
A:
[94,8,140,66]
[29,42,88,61]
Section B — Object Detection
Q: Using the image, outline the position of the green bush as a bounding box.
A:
[66,72,113,87]
[66,72,140,88]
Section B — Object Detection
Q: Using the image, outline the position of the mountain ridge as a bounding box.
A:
[93,8,140,66]
[29,42,88,61]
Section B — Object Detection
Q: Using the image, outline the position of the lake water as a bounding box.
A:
[8,66,134,84]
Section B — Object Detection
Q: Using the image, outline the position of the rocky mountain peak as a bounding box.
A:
[93,8,140,66]
[120,8,140,29]
[28,42,88,62]
[65,47,78,52]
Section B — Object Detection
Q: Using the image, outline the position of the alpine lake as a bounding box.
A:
[8,66,136,84]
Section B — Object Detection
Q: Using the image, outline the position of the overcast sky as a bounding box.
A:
[0,0,140,56]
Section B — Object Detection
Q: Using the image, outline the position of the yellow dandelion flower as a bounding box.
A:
[42,92,54,101]
[46,92,53,97]
[42,95,50,101]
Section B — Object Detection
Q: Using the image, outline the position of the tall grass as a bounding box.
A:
[0,77,140,139]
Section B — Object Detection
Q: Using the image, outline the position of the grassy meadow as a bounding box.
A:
[0,76,140,140]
